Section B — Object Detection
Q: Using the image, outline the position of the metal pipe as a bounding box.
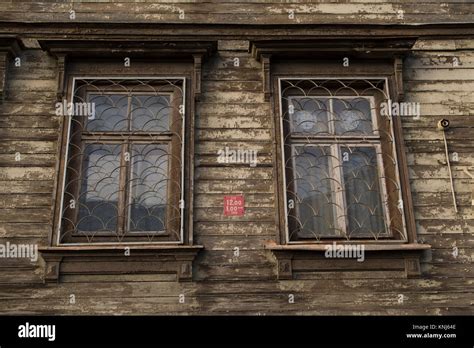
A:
[442,130,458,213]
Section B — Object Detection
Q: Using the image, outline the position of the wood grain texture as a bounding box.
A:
[0,2,472,25]
[0,16,472,314]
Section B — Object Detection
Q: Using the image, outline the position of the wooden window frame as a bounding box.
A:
[276,76,411,245]
[38,40,217,282]
[289,142,392,241]
[60,82,184,244]
[285,93,393,241]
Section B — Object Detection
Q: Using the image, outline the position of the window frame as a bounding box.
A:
[252,39,430,279]
[38,39,216,282]
[286,93,391,241]
[289,142,392,241]
[287,95,380,137]
[56,76,187,246]
[277,76,409,245]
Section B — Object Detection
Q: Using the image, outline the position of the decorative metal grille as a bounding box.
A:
[59,78,185,244]
[279,79,406,242]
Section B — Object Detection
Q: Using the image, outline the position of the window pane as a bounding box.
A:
[128,144,169,232]
[77,144,121,232]
[290,98,329,134]
[292,146,337,239]
[86,94,128,131]
[131,95,171,132]
[333,98,373,135]
[341,146,385,237]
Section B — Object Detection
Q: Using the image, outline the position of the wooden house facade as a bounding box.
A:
[0,1,472,315]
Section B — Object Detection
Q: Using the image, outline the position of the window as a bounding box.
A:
[279,79,405,242]
[59,79,185,244]
[252,39,429,279]
[37,39,216,282]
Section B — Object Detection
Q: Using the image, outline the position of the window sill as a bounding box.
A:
[264,240,431,279]
[39,245,203,283]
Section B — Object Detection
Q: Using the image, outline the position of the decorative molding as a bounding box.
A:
[251,38,417,60]
[39,245,203,283]
[261,54,271,102]
[277,257,293,280]
[0,38,22,102]
[251,38,416,100]
[39,40,217,59]
[177,260,194,282]
[44,255,63,283]
[56,53,67,102]
[405,257,421,278]
[265,241,430,280]
[0,52,8,102]
[39,39,217,102]
[393,56,404,101]
[193,54,202,101]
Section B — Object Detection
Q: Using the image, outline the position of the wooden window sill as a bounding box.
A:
[264,240,431,280]
[39,245,203,283]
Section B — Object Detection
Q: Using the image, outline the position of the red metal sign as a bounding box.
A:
[223,195,245,216]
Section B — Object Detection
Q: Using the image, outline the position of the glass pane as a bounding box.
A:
[131,95,171,132]
[128,144,169,232]
[77,144,121,232]
[341,146,385,237]
[292,146,337,239]
[289,98,329,134]
[333,98,373,135]
[86,94,128,131]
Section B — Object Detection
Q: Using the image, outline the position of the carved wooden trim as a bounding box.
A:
[266,241,429,280]
[251,38,415,102]
[193,54,202,101]
[251,38,417,61]
[0,38,22,102]
[0,52,8,102]
[39,40,217,59]
[277,258,293,280]
[39,39,216,104]
[387,68,419,244]
[44,255,63,283]
[39,245,203,283]
[56,53,67,102]
[404,257,421,278]
[261,54,271,101]
[393,56,404,101]
[177,260,194,282]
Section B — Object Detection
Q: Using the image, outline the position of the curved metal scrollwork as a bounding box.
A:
[59,79,185,244]
[280,79,406,242]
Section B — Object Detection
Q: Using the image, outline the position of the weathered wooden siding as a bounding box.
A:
[403,43,474,301]
[0,40,471,315]
[0,1,473,315]
[0,1,472,25]
[0,49,57,290]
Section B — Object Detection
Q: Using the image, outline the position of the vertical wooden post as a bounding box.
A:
[394,56,404,102]
[56,53,67,102]
[0,52,9,102]
[261,54,271,101]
